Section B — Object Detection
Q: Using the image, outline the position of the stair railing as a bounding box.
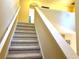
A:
[34,7,78,59]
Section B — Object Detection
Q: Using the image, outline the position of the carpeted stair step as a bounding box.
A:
[7,53,42,59]
[9,49,40,54]
[9,46,40,51]
[15,30,36,34]
[12,37,37,40]
[16,26,35,31]
[13,33,37,38]
[11,40,38,46]
[17,24,35,28]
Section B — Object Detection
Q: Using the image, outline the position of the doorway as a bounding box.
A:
[29,8,35,23]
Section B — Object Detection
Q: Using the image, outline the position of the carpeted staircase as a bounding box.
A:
[6,22,42,59]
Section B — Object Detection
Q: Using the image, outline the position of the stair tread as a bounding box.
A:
[17,24,34,26]
[9,50,40,54]
[11,39,39,46]
[13,36,37,38]
[17,23,34,25]
[15,30,36,34]
[11,42,38,46]
[13,37,37,40]
[9,46,40,50]
[16,27,35,30]
[12,40,38,43]
[7,53,42,58]
[15,30,35,32]
[16,26,35,29]
[17,22,34,25]
[13,34,37,38]
[17,24,35,28]
[14,33,36,36]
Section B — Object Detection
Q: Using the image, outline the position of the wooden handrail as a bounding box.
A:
[35,7,78,59]
[0,7,20,53]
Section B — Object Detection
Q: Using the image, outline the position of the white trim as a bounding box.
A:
[0,7,20,53]
[35,7,78,59]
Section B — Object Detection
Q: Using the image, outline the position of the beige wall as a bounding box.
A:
[17,0,30,23]
[35,9,66,59]
[0,0,19,42]
[76,0,79,55]
[64,33,76,53]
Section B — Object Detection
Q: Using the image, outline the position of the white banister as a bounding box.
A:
[35,7,78,59]
[0,7,20,53]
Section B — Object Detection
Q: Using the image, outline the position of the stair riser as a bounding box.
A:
[11,43,39,46]
[17,23,34,25]
[11,41,38,43]
[11,42,38,46]
[13,36,37,38]
[15,32,36,34]
[12,37,37,40]
[13,34,37,37]
[7,57,42,59]
[9,48,40,51]
[15,30,36,32]
[13,34,37,38]
[17,25,35,28]
[11,40,38,42]
[16,27,35,31]
[9,50,40,54]
[17,25,35,27]
[16,27,35,30]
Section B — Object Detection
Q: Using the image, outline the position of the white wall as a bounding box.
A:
[40,8,75,33]
[0,0,19,42]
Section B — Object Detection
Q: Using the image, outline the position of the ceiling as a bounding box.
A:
[30,0,75,11]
